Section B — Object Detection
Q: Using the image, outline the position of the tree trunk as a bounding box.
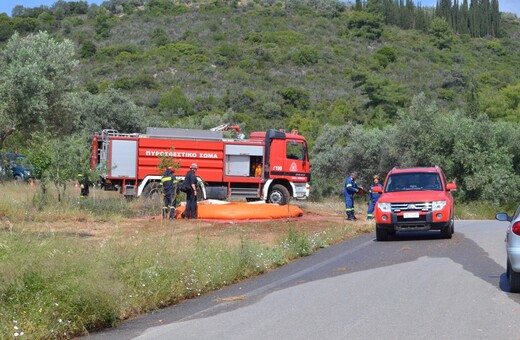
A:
[0,126,16,149]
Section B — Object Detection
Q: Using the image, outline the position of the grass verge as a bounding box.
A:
[0,184,373,339]
[0,222,372,339]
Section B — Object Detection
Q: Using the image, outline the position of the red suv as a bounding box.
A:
[372,166,457,241]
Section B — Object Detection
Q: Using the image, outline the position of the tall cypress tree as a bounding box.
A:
[366,0,384,15]
[452,0,459,32]
[459,0,469,35]
[439,0,452,23]
[355,0,363,11]
[415,4,429,32]
[469,0,479,37]
[490,0,500,37]
[480,0,491,36]
[405,0,415,29]
[466,78,480,119]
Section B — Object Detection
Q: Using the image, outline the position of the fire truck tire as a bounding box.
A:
[143,182,162,202]
[267,184,290,205]
[196,183,203,201]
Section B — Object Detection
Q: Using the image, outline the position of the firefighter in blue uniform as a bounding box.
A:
[161,166,177,219]
[367,175,383,220]
[184,163,198,219]
[344,171,363,221]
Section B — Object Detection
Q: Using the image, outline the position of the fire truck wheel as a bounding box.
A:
[143,182,162,203]
[268,184,290,205]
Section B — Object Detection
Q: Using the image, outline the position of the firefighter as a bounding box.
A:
[367,175,383,220]
[183,163,198,219]
[78,173,90,198]
[255,163,262,177]
[344,171,363,221]
[161,166,177,219]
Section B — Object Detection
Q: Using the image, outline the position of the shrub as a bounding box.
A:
[281,87,311,109]
[373,46,397,68]
[429,17,455,50]
[150,28,170,47]
[80,40,97,58]
[347,11,382,40]
[98,44,141,58]
[291,46,319,65]
[158,87,194,117]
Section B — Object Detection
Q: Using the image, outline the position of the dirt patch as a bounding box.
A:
[13,204,372,247]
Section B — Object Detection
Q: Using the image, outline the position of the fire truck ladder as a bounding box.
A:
[101,129,140,140]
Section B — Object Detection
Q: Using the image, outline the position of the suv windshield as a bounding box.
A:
[385,172,442,192]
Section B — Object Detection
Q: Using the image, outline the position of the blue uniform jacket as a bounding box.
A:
[161,169,176,195]
[344,176,359,196]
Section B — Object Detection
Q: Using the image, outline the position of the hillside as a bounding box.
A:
[3,0,520,137]
[76,2,520,136]
[2,0,520,204]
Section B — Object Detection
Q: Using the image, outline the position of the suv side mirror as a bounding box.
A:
[446,182,457,191]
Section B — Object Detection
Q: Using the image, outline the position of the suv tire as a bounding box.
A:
[376,225,389,241]
[440,223,453,239]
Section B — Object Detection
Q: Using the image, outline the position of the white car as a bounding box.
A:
[496,210,520,293]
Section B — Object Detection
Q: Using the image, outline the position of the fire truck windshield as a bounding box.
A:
[286,141,306,161]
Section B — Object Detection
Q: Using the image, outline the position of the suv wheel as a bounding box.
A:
[440,224,452,239]
[375,224,389,241]
[508,259,520,293]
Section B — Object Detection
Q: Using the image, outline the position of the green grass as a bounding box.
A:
[0,183,373,339]
[454,201,515,220]
[0,182,503,338]
[0,221,370,338]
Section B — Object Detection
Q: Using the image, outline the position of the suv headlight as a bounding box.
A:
[378,202,391,213]
[432,200,446,211]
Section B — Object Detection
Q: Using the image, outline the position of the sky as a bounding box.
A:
[0,0,519,17]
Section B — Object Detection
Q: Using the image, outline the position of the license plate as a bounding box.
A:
[403,212,419,218]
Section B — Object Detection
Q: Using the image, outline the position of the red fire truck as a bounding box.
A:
[90,127,311,205]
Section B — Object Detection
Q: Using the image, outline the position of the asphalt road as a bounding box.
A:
[85,220,520,339]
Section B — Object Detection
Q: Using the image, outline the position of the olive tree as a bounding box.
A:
[26,132,92,205]
[311,93,520,205]
[0,31,78,148]
[69,89,148,134]
[310,123,389,199]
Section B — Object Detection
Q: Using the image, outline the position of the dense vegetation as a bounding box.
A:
[0,0,520,206]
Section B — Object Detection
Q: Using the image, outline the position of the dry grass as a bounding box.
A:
[0,182,374,339]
